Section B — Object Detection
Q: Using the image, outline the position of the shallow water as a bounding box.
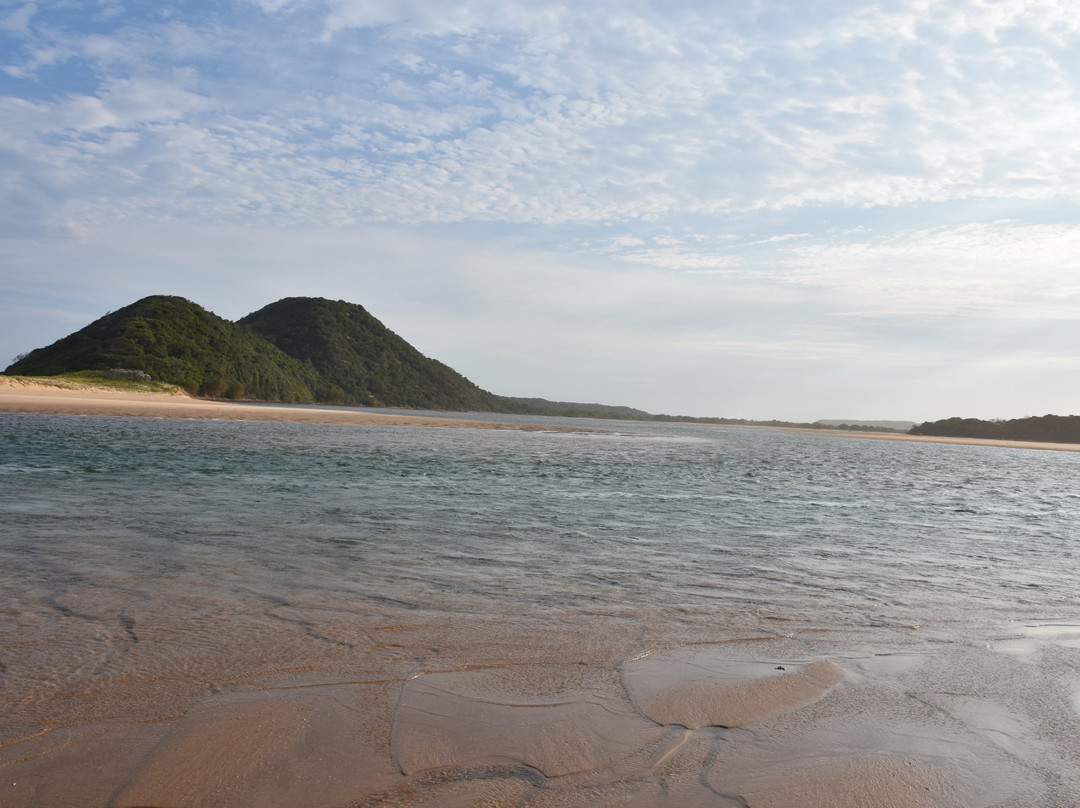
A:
[3,413,1080,806]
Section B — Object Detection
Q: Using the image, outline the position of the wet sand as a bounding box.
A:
[4,594,1075,807]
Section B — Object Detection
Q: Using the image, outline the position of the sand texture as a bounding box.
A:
[622,651,847,728]
[3,608,1072,807]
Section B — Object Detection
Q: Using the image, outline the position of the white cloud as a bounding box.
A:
[9,0,1080,230]
[0,2,35,37]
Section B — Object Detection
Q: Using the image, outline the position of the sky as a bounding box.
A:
[3,0,1080,421]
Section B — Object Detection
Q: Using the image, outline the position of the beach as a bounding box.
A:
[4,381,1080,806]
[5,601,1037,808]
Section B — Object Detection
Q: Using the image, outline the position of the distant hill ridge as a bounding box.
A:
[17,295,1072,443]
[6,295,511,410]
[815,419,916,431]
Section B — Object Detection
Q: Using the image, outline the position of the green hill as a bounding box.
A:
[4,295,316,402]
[239,297,507,410]
[5,294,926,427]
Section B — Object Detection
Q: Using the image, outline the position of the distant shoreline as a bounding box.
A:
[764,423,1080,453]
[3,377,1079,452]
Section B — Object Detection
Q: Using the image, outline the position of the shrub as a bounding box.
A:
[105,368,152,381]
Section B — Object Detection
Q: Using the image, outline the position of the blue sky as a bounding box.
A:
[3,0,1080,421]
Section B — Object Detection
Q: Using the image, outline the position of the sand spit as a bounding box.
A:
[775,425,1080,453]
[0,377,576,432]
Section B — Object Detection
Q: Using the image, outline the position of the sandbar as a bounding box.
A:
[3,606,1066,807]
[772,424,1080,453]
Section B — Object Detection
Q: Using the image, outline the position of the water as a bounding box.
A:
[4,413,1076,625]
[3,412,1080,805]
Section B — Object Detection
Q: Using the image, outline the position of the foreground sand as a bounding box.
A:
[4,585,1074,807]
[3,376,1079,452]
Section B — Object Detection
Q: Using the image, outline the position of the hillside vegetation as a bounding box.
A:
[910,415,1080,444]
[16,295,1065,438]
[239,297,505,410]
[5,296,316,402]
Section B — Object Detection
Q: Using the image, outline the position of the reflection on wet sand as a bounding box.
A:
[4,624,1058,807]
[622,650,847,728]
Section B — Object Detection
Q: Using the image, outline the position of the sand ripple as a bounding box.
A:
[392,669,672,777]
[623,650,847,729]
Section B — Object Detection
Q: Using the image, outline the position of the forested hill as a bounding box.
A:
[4,295,509,411]
[910,415,1080,444]
[19,294,1048,433]
[4,294,748,418]
[4,296,316,402]
[238,297,505,409]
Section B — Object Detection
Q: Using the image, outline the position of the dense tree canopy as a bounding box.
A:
[239,297,507,410]
[5,296,316,402]
[910,415,1080,443]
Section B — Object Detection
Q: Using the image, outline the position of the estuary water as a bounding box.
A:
[3,412,1080,806]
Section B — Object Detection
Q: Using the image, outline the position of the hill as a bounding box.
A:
[238,297,506,410]
[8,294,970,432]
[910,415,1080,444]
[495,398,654,420]
[4,296,316,402]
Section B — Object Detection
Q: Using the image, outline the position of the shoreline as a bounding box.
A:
[0,377,575,432]
[770,423,1080,453]
[4,377,1078,805]
[3,377,1080,451]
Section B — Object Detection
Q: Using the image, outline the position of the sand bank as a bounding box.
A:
[3,609,1061,807]
[0,377,569,431]
[773,424,1080,453]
